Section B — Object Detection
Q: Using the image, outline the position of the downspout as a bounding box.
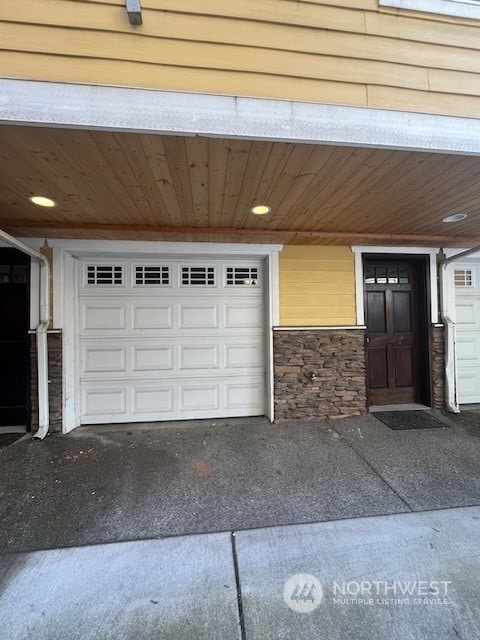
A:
[0,230,50,439]
[439,246,480,414]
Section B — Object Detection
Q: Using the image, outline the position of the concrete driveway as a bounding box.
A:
[1,410,480,638]
[1,411,480,553]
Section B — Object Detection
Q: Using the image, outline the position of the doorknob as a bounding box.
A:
[366,337,370,343]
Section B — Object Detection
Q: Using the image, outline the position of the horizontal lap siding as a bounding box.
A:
[1,0,480,117]
[279,246,356,326]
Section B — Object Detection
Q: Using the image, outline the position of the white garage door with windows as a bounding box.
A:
[78,258,265,424]
[454,263,480,404]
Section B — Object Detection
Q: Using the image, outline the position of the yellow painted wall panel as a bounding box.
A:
[366,11,480,50]
[282,294,355,307]
[280,259,354,272]
[280,271,355,284]
[368,85,480,118]
[428,69,480,97]
[279,245,356,326]
[0,23,431,91]
[0,51,368,106]
[1,0,480,123]
[0,0,366,34]
[282,316,354,327]
[4,2,480,74]
[282,282,355,295]
[280,246,354,259]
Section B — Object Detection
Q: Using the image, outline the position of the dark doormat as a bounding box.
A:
[373,411,450,431]
[0,433,24,450]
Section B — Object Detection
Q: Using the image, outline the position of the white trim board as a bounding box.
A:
[380,0,480,20]
[2,79,480,155]
[352,246,440,325]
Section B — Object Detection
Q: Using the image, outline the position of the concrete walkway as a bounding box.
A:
[1,506,479,639]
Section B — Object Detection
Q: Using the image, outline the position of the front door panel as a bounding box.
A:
[365,262,419,405]
[0,250,30,426]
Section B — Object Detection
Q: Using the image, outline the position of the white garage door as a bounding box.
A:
[454,263,480,404]
[78,258,265,424]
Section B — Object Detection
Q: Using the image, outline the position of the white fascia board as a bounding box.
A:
[2,79,480,155]
[380,0,480,21]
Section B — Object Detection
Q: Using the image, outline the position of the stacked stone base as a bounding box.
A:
[274,329,367,421]
[30,331,63,433]
[431,325,446,409]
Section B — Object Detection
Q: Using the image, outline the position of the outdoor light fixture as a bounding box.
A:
[250,205,271,215]
[125,0,142,25]
[443,213,468,223]
[29,196,56,208]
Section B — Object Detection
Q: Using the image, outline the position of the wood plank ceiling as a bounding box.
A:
[1,124,480,246]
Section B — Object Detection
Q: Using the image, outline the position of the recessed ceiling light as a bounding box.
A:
[250,205,271,215]
[443,213,467,223]
[29,195,56,208]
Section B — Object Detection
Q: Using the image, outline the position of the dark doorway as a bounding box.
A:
[364,257,430,407]
[0,249,30,427]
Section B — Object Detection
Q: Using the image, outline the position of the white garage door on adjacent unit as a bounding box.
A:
[78,259,265,424]
[454,263,480,404]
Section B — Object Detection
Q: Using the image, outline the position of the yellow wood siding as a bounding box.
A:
[279,246,356,326]
[1,0,480,118]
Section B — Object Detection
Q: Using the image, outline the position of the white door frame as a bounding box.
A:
[44,239,281,432]
[352,246,440,326]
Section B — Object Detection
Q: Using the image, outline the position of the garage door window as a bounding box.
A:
[135,265,170,286]
[181,266,215,286]
[86,265,123,285]
[226,266,259,286]
[454,269,473,288]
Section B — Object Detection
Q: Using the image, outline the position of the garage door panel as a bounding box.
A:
[225,382,264,409]
[133,387,174,414]
[83,346,127,373]
[225,343,263,369]
[133,345,173,371]
[79,258,265,423]
[225,304,263,329]
[133,305,173,330]
[179,345,219,370]
[457,370,480,404]
[456,301,479,326]
[457,333,480,364]
[81,303,127,331]
[82,387,126,417]
[180,385,220,411]
[179,305,218,329]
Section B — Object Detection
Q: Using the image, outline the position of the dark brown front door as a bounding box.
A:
[0,249,30,427]
[365,260,421,406]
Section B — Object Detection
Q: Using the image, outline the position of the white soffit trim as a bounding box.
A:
[380,0,480,21]
[2,79,480,155]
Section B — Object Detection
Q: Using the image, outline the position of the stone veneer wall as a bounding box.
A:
[274,329,367,421]
[431,325,446,410]
[30,331,63,433]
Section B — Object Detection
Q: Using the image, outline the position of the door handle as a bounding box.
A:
[366,337,370,343]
